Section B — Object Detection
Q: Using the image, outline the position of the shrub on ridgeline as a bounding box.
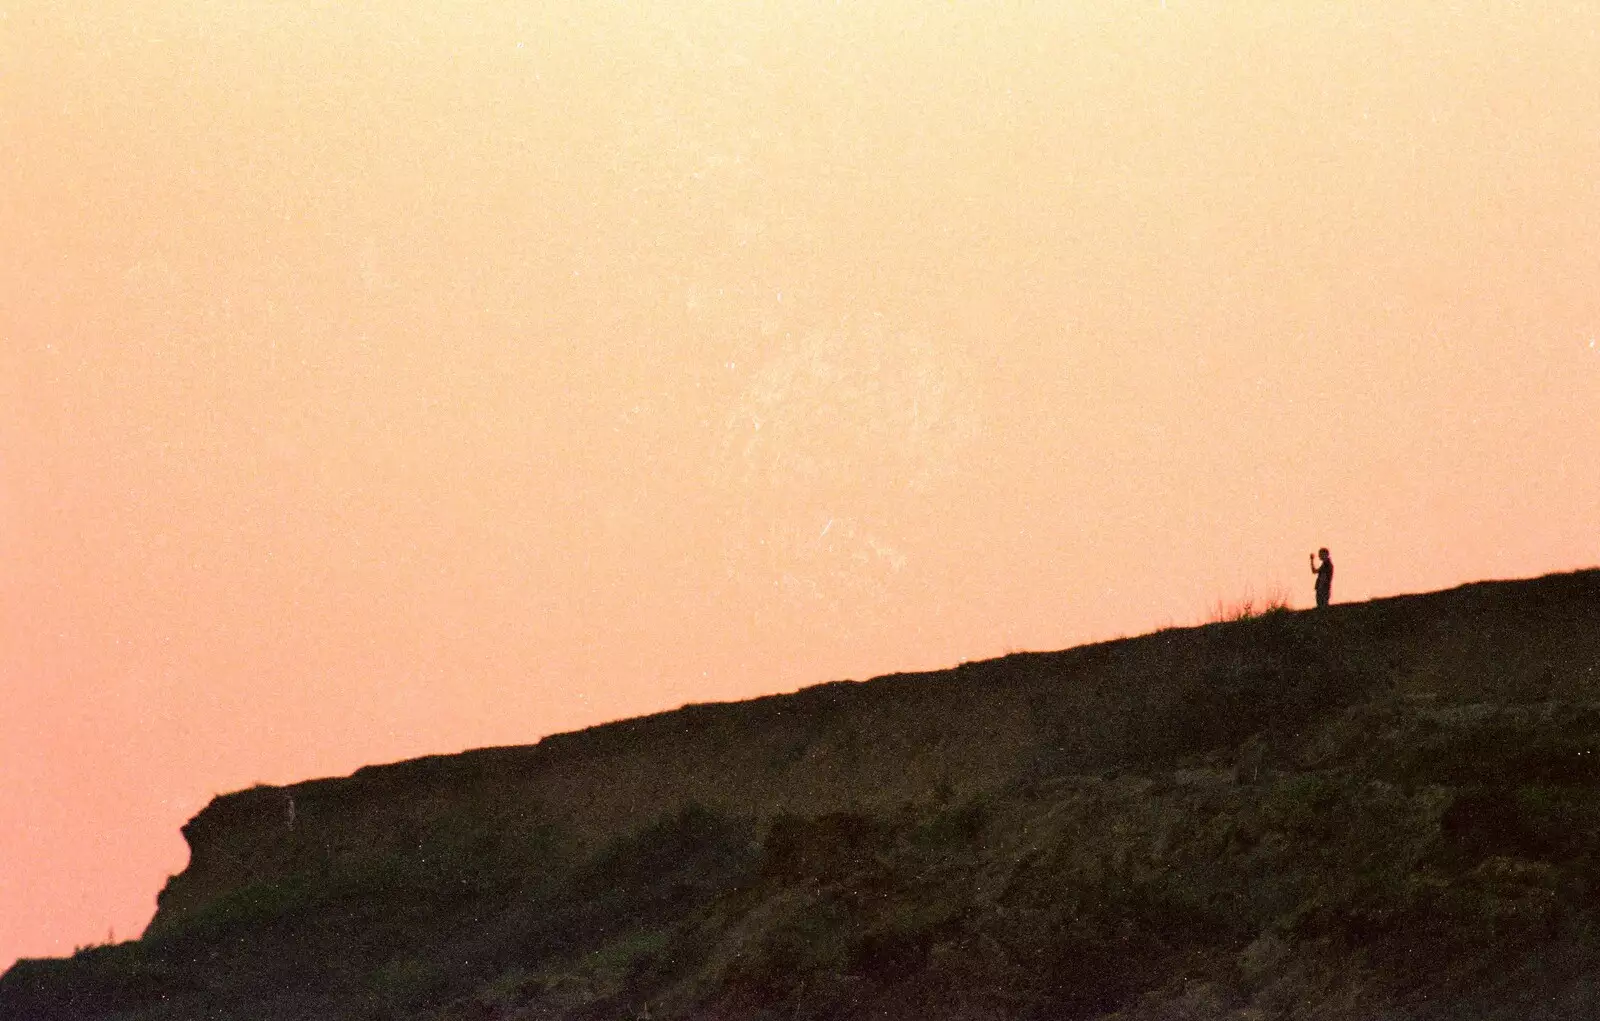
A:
[1209,584,1294,623]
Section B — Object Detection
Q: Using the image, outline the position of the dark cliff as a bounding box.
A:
[5,569,1600,1020]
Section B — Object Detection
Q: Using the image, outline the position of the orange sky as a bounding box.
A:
[3,0,1599,967]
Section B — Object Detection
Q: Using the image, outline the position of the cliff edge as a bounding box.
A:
[5,569,1600,1020]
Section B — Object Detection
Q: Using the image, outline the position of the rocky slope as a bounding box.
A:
[5,569,1600,1020]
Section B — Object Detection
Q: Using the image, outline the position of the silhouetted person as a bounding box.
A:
[1310,548,1333,608]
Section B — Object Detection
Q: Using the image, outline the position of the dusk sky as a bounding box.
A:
[4,0,1598,967]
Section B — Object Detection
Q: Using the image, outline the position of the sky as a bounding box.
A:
[3,0,1598,968]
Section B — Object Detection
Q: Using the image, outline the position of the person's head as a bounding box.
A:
[1318,547,1330,560]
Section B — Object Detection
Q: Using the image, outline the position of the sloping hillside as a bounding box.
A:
[5,569,1600,1020]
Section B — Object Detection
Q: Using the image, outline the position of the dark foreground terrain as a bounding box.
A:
[6,570,1600,1020]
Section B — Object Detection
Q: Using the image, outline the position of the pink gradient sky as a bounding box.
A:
[3,1,1598,967]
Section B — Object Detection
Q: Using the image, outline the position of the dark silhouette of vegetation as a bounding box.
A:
[6,569,1600,1020]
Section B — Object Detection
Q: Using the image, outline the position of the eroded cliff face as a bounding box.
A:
[6,570,1600,1021]
[149,662,1052,932]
